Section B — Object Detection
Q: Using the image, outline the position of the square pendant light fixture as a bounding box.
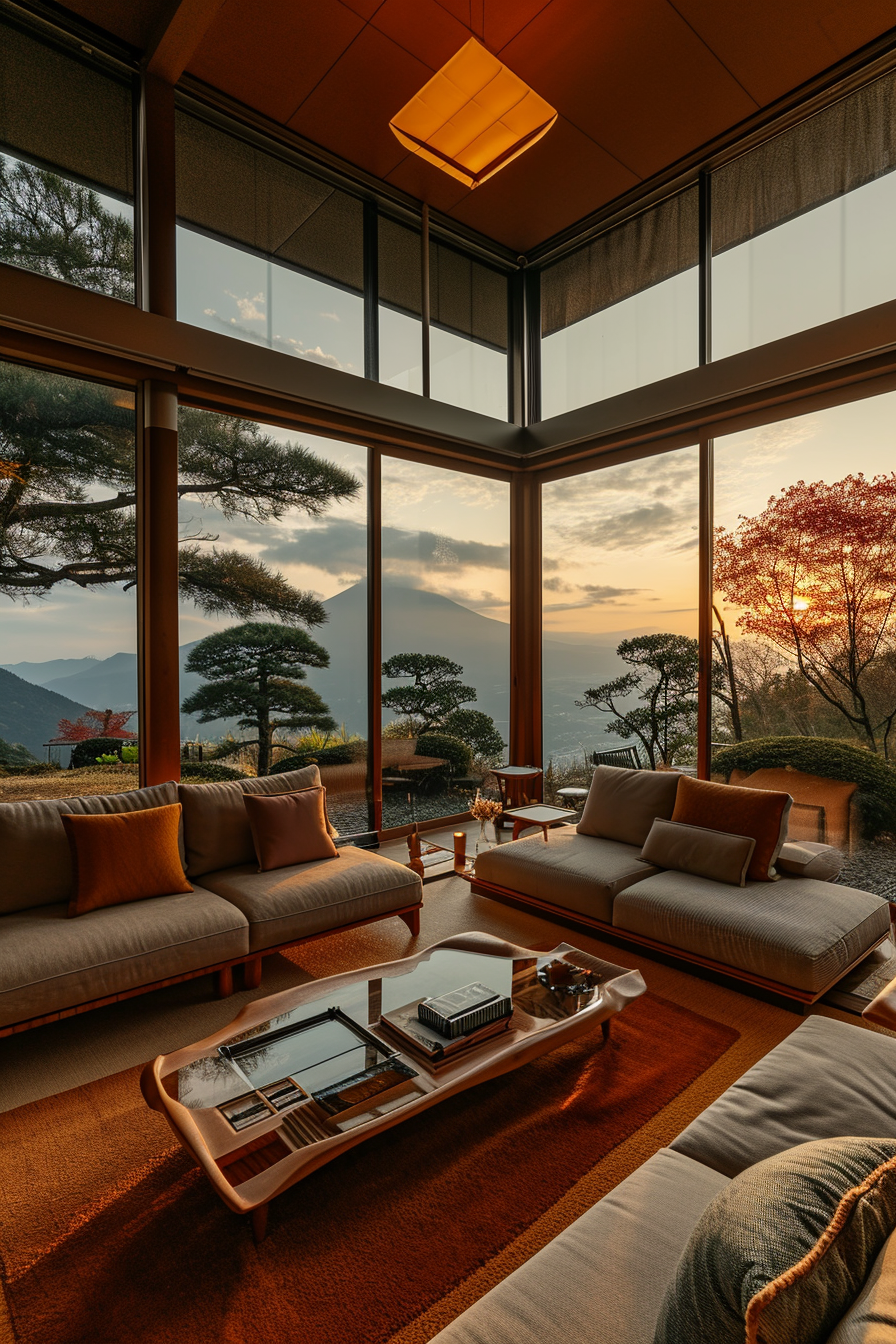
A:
[389,38,557,189]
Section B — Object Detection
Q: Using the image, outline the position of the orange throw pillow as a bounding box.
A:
[62,803,192,916]
[243,787,339,872]
[671,775,792,882]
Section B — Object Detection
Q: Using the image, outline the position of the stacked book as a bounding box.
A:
[380,982,513,1071]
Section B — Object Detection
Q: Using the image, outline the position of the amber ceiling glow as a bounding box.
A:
[389,37,557,189]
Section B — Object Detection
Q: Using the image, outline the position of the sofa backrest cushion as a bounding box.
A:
[0,781,180,916]
[640,818,756,887]
[576,765,681,847]
[179,765,322,877]
[671,775,792,881]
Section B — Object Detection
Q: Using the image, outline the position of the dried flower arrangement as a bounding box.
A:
[470,788,502,822]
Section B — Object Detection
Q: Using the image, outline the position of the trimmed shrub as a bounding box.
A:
[269,743,358,774]
[416,732,472,777]
[70,737,137,769]
[180,762,249,782]
[711,736,896,841]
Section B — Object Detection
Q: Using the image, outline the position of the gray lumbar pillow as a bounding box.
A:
[654,1138,896,1344]
[776,840,844,883]
[640,818,756,887]
[577,765,681,848]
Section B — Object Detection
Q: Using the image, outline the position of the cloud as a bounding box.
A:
[319,311,340,322]
[543,583,646,612]
[258,518,510,581]
[226,290,266,324]
[560,502,695,551]
[543,576,574,593]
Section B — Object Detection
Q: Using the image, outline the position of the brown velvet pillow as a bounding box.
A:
[62,803,192,916]
[671,775,792,881]
[243,787,339,872]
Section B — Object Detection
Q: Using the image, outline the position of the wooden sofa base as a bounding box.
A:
[0,901,423,1038]
[470,876,887,1008]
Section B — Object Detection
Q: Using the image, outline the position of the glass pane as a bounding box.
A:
[379,306,423,394]
[540,189,699,419]
[0,362,138,798]
[541,448,699,797]
[430,326,507,420]
[177,410,371,835]
[712,393,896,895]
[381,458,510,826]
[541,270,698,418]
[712,72,896,361]
[177,227,363,375]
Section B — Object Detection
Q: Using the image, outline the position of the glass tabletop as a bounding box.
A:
[167,946,607,1111]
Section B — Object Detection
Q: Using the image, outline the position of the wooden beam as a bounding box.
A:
[144,0,228,84]
[509,472,542,776]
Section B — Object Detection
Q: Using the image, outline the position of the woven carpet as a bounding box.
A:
[0,991,736,1344]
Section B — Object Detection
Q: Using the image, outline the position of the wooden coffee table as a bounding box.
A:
[141,932,645,1241]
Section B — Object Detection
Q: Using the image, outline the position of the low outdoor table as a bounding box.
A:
[504,803,578,841]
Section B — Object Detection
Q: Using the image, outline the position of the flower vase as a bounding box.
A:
[475,817,490,858]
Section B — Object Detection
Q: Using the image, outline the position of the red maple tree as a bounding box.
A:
[714,473,896,755]
[54,708,137,742]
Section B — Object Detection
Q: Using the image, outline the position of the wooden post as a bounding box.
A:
[510,472,542,786]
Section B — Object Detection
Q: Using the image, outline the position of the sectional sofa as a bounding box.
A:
[0,764,423,1036]
[473,765,889,1006]
[430,1012,896,1344]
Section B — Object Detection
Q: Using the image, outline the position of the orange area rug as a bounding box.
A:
[0,992,737,1344]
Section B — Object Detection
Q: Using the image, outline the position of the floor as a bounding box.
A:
[1,844,892,1344]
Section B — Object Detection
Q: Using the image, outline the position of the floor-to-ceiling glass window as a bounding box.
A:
[0,16,134,301]
[0,361,138,799]
[378,216,423,395]
[711,390,896,897]
[540,190,699,420]
[541,446,699,799]
[712,71,896,361]
[175,113,364,376]
[381,457,510,826]
[177,407,371,835]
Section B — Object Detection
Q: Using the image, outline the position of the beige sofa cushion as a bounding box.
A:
[178,766,321,877]
[641,818,755,887]
[199,843,422,952]
[776,840,844,882]
[0,781,180,916]
[0,885,248,1028]
[577,765,681,847]
[427,1148,729,1344]
[473,828,657,923]
[613,870,889,993]
[670,1017,896,1179]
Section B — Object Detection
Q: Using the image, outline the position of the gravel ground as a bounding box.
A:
[839,840,896,900]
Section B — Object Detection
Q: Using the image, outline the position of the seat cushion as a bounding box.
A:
[178,766,322,877]
[473,829,657,923]
[612,869,888,992]
[577,764,681,847]
[428,1148,730,1344]
[199,843,422,952]
[0,781,180,915]
[670,1016,896,1179]
[0,886,249,1028]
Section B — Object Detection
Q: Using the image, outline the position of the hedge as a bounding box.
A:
[180,762,249,782]
[711,736,896,840]
[70,737,137,769]
[269,743,358,774]
[416,732,472,777]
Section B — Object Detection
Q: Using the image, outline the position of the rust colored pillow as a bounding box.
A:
[671,775,792,881]
[62,803,192,916]
[243,787,339,872]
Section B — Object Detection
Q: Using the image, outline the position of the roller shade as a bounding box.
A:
[713,71,896,254]
[176,112,364,292]
[541,188,698,337]
[0,19,133,197]
[378,216,507,351]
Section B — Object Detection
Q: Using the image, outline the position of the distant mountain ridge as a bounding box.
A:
[0,668,90,758]
[4,583,640,760]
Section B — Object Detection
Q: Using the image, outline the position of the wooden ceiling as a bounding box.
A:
[57,0,896,253]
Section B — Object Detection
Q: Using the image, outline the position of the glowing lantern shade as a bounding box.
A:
[389,38,557,189]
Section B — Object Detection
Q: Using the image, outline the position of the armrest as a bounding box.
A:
[863,974,896,1031]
